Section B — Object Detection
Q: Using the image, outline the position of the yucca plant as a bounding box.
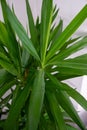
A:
[0,0,87,130]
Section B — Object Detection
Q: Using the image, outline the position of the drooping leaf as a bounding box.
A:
[55,91,85,130]
[46,73,87,113]
[46,91,67,130]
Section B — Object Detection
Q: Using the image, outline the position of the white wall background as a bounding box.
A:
[0,0,87,126]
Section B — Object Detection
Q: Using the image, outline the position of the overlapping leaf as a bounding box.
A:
[28,69,45,130]
[46,5,87,62]
[1,0,40,61]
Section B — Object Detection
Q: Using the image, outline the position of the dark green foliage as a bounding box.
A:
[0,0,87,130]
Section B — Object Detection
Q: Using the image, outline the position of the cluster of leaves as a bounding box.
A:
[0,0,87,130]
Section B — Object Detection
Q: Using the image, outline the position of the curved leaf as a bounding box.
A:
[46,91,67,130]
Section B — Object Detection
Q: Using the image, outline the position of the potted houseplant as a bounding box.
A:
[0,0,87,129]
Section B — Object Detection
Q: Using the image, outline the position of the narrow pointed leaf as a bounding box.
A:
[51,57,87,74]
[28,69,45,130]
[4,77,32,130]
[46,73,87,113]
[0,80,15,98]
[1,0,39,61]
[46,91,67,130]
[56,91,85,130]
[49,20,63,43]
[0,52,18,75]
[0,22,21,75]
[26,0,38,45]
[0,69,12,85]
[46,5,87,61]
[40,0,53,64]
[66,125,77,130]
[50,37,87,63]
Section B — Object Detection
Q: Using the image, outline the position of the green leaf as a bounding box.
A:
[47,73,87,128]
[28,69,45,130]
[1,0,40,61]
[55,73,81,81]
[49,54,87,78]
[0,22,21,73]
[26,0,38,45]
[52,6,59,23]
[46,73,87,115]
[49,55,87,76]
[21,48,30,70]
[49,19,63,44]
[4,76,32,130]
[46,5,87,62]
[40,0,53,65]
[55,91,85,130]
[66,124,77,130]
[0,69,13,85]
[0,94,12,108]
[60,36,81,51]
[0,80,15,98]
[49,37,87,63]
[46,91,67,130]
[0,52,18,75]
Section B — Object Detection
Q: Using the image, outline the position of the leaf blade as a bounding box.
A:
[46,91,67,130]
[28,69,45,130]
[1,0,40,61]
[40,0,53,64]
[46,5,87,61]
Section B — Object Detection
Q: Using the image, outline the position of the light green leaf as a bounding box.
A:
[46,5,87,62]
[28,69,45,130]
[40,0,53,65]
[50,37,87,63]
